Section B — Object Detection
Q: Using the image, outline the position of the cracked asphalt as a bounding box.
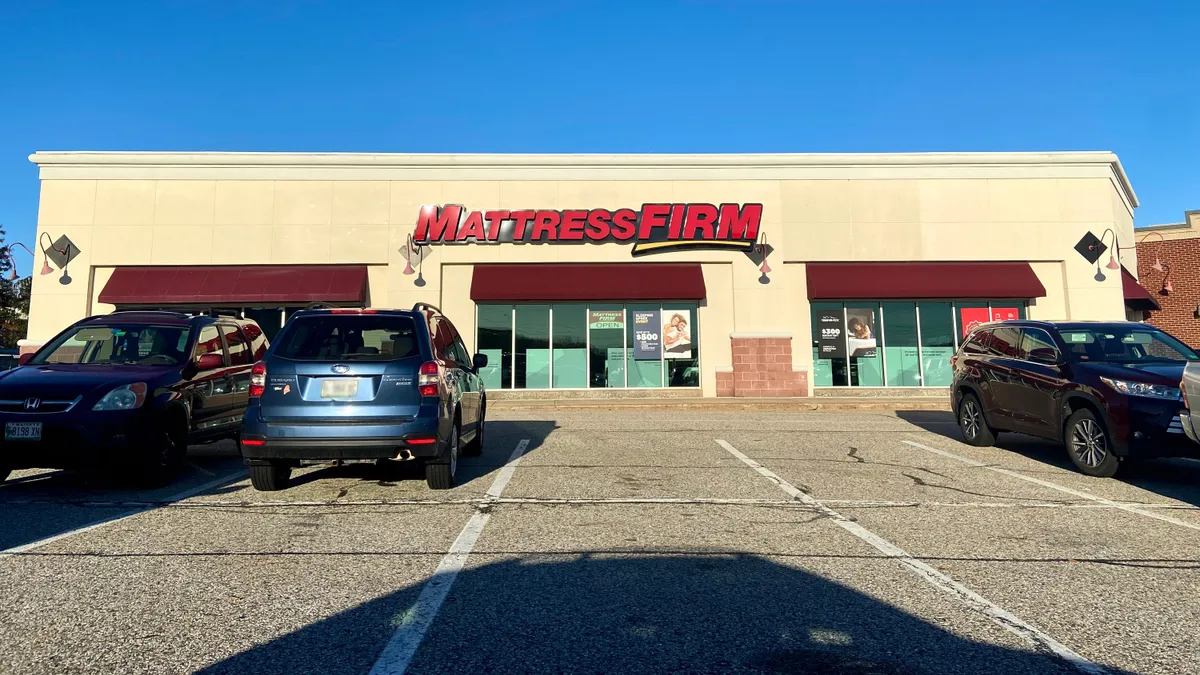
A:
[2,409,1199,674]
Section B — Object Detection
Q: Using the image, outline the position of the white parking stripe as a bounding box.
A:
[367,439,529,675]
[0,469,247,559]
[901,440,1200,533]
[716,439,1106,675]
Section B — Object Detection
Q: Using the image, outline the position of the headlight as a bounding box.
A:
[1100,377,1181,400]
[93,382,148,411]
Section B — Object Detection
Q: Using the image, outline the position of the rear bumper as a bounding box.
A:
[1179,410,1200,446]
[239,413,445,463]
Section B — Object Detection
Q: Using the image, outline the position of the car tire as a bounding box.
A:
[1065,409,1121,477]
[425,423,459,490]
[462,405,485,457]
[249,462,291,491]
[957,393,997,447]
[133,420,187,488]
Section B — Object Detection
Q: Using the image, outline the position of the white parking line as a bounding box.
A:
[368,439,530,675]
[715,439,1106,675]
[901,440,1200,533]
[0,469,247,560]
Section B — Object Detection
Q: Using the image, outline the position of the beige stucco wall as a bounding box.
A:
[26,152,1138,395]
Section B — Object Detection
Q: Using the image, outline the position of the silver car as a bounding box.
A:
[1180,361,1200,443]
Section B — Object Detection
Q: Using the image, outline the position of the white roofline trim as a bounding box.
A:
[27,150,1138,208]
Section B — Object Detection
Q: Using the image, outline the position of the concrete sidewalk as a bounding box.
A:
[489,396,951,412]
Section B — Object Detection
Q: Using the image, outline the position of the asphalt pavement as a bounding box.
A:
[2,409,1199,674]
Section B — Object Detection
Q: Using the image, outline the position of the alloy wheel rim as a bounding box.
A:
[961,401,981,439]
[1071,419,1107,467]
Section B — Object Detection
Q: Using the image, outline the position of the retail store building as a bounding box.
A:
[25,151,1141,397]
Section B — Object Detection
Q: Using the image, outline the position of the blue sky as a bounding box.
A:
[0,1,1195,268]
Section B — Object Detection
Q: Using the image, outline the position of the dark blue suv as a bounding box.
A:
[239,304,487,491]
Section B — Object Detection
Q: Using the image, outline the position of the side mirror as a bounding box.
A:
[472,353,489,370]
[17,353,33,366]
[1028,348,1062,366]
[196,353,224,371]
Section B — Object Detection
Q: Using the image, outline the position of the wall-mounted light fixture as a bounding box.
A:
[1138,231,1167,272]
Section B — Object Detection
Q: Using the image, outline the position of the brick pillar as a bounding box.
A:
[717,335,807,397]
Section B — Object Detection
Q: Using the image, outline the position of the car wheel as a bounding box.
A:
[425,423,459,490]
[463,406,485,457]
[133,422,187,488]
[957,393,996,447]
[249,462,291,491]
[1066,409,1120,477]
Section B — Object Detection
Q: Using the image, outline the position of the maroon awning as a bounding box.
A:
[98,265,368,305]
[806,262,1046,300]
[1122,266,1161,311]
[470,263,706,302]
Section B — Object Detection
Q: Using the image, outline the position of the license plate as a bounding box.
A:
[320,378,359,399]
[5,422,42,441]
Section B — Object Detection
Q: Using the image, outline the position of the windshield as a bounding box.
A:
[273,315,420,361]
[1059,327,1198,364]
[31,324,191,366]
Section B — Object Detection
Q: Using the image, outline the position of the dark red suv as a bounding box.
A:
[950,320,1199,477]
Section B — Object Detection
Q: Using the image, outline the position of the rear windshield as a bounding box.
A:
[272,315,420,361]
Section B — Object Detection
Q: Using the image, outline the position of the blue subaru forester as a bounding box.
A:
[239,304,487,491]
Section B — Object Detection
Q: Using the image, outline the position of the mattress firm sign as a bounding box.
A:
[413,203,762,257]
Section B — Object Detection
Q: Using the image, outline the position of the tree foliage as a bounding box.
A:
[0,226,30,349]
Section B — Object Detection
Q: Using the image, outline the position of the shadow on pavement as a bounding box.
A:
[0,440,245,550]
[198,552,1109,675]
[268,420,561,490]
[896,410,1200,507]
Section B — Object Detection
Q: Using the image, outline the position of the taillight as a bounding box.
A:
[249,361,266,398]
[950,354,959,369]
[418,361,440,397]
[330,309,378,314]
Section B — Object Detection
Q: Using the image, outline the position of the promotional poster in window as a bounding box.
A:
[815,309,877,359]
[663,310,693,359]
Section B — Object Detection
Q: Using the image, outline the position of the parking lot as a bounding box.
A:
[2,407,1199,674]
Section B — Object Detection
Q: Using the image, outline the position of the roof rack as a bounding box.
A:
[109,309,190,317]
[412,302,442,315]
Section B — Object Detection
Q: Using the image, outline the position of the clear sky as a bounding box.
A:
[1,1,1195,270]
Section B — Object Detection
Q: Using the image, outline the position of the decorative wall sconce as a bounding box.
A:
[746,232,773,285]
[39,233,81,285]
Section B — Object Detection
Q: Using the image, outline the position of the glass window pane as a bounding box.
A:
[244,308,284,341]
[989,326,1023,357]
[663,303,699,387]
[588,304,626,388]
[515,305,550,389]
[847,303,881,386]
[626,303,663,388]
[984,302,1024,323]
[811,302,846,387]
[881,302,919,387]
[955,301,990,340]
[551,304,587,388]
[918,301,955,386]
[476,304,512,390]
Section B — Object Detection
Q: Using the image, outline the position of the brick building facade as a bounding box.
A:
[1136,210,1200,347]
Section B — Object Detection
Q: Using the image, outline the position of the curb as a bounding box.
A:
[491,399,951,412]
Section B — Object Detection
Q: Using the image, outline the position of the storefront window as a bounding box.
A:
[664,303,700,387]
[476,302,700,390]
[812,299,1027,388]
[847,302,882,386]
[552,304,587,388]
[918,302,955,386]
[515,304,550,389]
[811,302,847,387]
[627,303,663,387]
[477,305,513,390]
[881,302,919,387]
[588,303,626,388]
